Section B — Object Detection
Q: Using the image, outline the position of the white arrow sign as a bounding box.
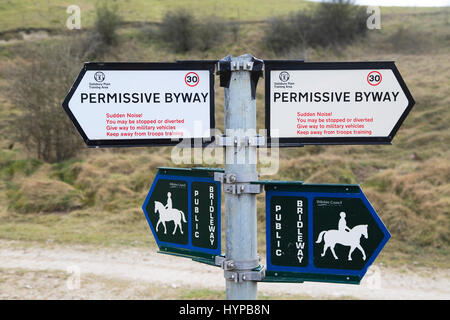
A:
[265,61,415,146]
[62,62,215,147]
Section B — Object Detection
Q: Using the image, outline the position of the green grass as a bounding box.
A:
[0,0,313,32]
[0,207,154,247]
[0,0,447,33]
[0,150,42,180]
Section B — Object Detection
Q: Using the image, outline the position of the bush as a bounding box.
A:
[158,10,228,53]
[8,178,84,213]
[159,9,197,53]
[264,11,314,54]
[263,0,368,54]
[7,42,83,163]
[77,0,122,60]
[385,26,432,53]
[313,0,367,47]
[196,16,227,51]
[94,0,122,46]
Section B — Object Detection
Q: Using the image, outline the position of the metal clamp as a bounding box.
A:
[217,56,254,74]
[215,255,261,270]
[223,183,262,194]
[215,256,265,282]
[216,54,264,99]
[215,255,235,270]
[216,135,266,147]
[214,171,262,194]
[230,60,254,71]
[214,172,237,184]
[224,267,266,283]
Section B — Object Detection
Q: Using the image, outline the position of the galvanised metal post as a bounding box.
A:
[223,54,259,300]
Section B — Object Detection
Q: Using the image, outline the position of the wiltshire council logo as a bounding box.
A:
[94,71,105,82]
[279,71,290,82]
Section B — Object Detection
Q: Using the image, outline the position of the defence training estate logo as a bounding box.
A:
[279,71,290,82]
[274,71,293,89]
[94,71,105,82]
[89,71,110,89]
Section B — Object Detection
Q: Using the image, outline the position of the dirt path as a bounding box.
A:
[0,240,448,300]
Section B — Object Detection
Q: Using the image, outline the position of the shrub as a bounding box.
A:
[94,0,122,46]
[8,178,84,213]
[158,10,228,53]
[263,0,368,54]
[7,42,83,163]
[159,9,197,53]
[264,15,297,53]
[196,16,227,51]
[264,11,314,54]
[385,26,432,53]
[77,0,123,60]
[313,0,367,47]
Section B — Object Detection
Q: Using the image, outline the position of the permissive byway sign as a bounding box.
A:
[142,167,222,262]
[263,182,390,284]
[62,62,215,147]
[265,61,415,146]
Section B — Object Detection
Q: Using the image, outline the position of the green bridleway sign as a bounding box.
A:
[142,167,222,265]
[261,181,390,284]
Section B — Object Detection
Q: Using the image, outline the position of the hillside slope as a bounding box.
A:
[0,2,448,271]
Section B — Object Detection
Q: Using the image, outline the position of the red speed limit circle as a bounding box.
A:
[367,71,382,86]
[185,72,200,87]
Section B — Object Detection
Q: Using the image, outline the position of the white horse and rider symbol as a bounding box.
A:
[316,211,368,261]
[154,191,187,236]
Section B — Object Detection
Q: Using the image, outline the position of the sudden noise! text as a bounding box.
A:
[80,92,209,104]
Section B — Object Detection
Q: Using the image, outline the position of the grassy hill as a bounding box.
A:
[0,1,448,269]
[0,0,313,32]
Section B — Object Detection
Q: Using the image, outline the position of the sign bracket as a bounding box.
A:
[223,183,262,195]
[216,134,266,148]
[217,55,264,99]
[214,172,262,194]
[215,255,266,283]
[224,266,266,283]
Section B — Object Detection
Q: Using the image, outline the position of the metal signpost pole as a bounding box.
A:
[222,54,259,300]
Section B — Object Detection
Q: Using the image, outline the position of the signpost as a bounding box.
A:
[62,62,215,147]
[218,54,264,299]
[262,182,390,284]
[142,167,222,264]
[265,61,415,146]
[62,55,414,300]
